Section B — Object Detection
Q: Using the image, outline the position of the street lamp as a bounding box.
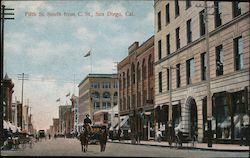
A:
[161,65,175,145]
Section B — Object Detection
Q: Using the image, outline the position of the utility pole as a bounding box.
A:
[196,0,214,147]
[17,73,28,130]
[0,4,14,146]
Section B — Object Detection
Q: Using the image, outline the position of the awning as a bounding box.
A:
[115,116,129,130]
[3,120,21,133]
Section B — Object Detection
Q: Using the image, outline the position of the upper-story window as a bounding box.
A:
[92,92,100,99]
[175,0,180,18]
[216,45,224,76]
[102,102,111,109]
[234,36,243,71]
[166,4,170,24]
[127,69,130,87]
[166,34,170,55]
[131,63,136,84]
[158,11,161,31]
[186,0,191,9]
[232,1,241,18]
[214,1,222,28]
[201,52,207,81]
[119,75,122,89]
[158,72,162,93]
[158,40,162,60]
[199,9,205,36]
[148,54,154,77]
[113,81,118,88]
[103,92,111,99]
[187,19,192,44]
[176,64,181,88]
[91,82,100,88]
[142,59,146,80]
[186,58,195,85]
[93,102,100,110]
[103,82,111,88]
[123,72,126,89]
[114,92,118,97]
[137,62,141,82]
[176,27,180,50]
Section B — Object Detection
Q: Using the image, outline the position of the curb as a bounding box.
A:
[108,140,250,152]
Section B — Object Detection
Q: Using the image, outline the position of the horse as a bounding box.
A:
[79,124,91,152]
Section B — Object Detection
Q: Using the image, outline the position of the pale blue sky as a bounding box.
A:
[3,0,154,130]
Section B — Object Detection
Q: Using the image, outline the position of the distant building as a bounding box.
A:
[16,102,22,129]
[78,74,118,128]
[70,95,79,133]
[58,105,71,135]
[118,36,155,140]
[53,118,59,135]
[3,74,14,123]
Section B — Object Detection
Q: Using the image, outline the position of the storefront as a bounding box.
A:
[212,88,249,144]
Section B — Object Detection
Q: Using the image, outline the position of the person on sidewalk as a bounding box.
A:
[99,126,108,152]
[156,130,162,143]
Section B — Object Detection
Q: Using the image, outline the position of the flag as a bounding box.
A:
[56,98,60,102]
[84,50,91,57]
[66,92,70,97]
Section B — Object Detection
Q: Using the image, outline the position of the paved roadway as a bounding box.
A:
[1,138,249,157]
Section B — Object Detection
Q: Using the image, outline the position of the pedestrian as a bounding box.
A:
[156,130,162,143]
[99,126,108,152]
[49,134,51,139]
[118,128,122,142]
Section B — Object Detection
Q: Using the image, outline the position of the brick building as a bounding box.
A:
[154,0,249,144]
[118,35,155,140]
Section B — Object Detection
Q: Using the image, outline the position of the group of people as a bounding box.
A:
[79,114,108,152]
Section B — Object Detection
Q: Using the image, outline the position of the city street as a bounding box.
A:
[1,138,249,157]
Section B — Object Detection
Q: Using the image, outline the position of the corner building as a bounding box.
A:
[118,36,155,140]
[154,0,249,144]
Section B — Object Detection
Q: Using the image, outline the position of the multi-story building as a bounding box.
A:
[16,101,23,129]
[70,95,79,133]
[118,36,155,140]
[53,118,59,135]
[58,105,71,134]
[78,74,118,128]
[154,0,249,144]
[22,105,29,133]
[3,74,14,123]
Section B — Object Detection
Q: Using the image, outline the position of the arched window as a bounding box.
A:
[137,62,141,82]
[148,54,153,77]
[92,92,100,98]
[127,69,130,87]
[123,72,126,89]
[103,92,111,99]
[131,63,135,84]
[142,59,146,80]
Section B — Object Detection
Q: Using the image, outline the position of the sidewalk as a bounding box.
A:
[108,139,250,152]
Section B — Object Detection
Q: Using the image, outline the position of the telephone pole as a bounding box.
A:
[0,4,14,146]
[17,73,28,130]
[196,0,215,147]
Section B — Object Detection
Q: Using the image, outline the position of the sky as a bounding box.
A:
[3,0,154,131]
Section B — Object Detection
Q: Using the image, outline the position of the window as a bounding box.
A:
[201,52,207,81]
[186,0,191,9]
[166,34,170,55]
[103,82,111,88]
[127,70,130,87]
[158,40,162,60]
[232,1,241,18]
[187,19,192,44]
[103,102,111,109]
[103,92,111,99]
[186,58,195,85]
[176,27,180,50]
[234,36,243,71]
[158,11,161,31]
[123,72,126,88]
[158,72,162,93]
[175,0,179,17]
[137,62,141,81]
[114,92,118,97]
[216,45,223,76]
[214,1,222,28]
[127,96,130,109]
[167,68,170,91]
[91,82,100,88]
[148,55,154,76]
[200,9,205,36]
[113,81,118,88]
[92,92,100,98]
[166,4,170,24]
[176,64,181,88]
[93,102,100,110]
[131,64,135,84]
[142,60,146,79]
